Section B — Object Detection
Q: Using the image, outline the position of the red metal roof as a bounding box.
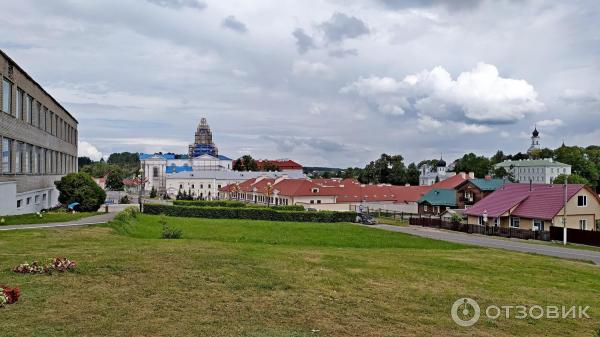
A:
[221,177,431,203]
[430,173,469,189]
[464,183,586,220]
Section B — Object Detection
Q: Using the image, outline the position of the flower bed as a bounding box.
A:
[0,285,20,307]
[13,257,77,275]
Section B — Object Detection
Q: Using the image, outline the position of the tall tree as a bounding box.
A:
[406,163,420,186]
[453,153,491,178]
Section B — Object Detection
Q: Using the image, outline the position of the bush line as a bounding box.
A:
[144,204,356,223]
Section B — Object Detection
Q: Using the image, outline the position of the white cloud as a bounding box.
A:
[342,63,544,124]
[340,76,401,95]
[454,123,492,134]
[292,60,333,78]
[78,141,104,161]
[378,104,405,115]
[417,114,442,131]
[309,102,327,115]
[537,118,564,128]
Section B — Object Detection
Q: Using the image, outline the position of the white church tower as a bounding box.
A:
[527,126,540,154]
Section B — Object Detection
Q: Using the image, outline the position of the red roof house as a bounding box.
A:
[464,183,600,231]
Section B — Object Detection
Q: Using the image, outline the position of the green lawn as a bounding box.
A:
[0,211,101,226]
[375,216,408,227]
[0,213,599,337]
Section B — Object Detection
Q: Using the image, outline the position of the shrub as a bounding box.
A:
[173,200,305,211]
[149,187,157,198]
[120,195,130,204]
[159,218,182,239]
[55,173,106,212]
[144,204,356,223]
[0,285,20,307]
[110,207,139,235]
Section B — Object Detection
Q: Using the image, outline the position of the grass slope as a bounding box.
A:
[0,212,100,226]
[0,214,598,337]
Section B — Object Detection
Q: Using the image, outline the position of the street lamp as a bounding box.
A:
[138,168,144,212]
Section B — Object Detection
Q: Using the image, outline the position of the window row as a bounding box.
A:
[1,137,76,175]
[2,77,77,145]
[17,193,47,209]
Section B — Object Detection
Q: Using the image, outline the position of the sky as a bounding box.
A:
[1,0,599,167]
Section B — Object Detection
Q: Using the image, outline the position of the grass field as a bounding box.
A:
[0,213,599,336]
[0,211,101,226]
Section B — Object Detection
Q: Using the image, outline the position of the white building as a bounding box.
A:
[495,159,571,183]
[166,170,305,200]
[419,158,456,186]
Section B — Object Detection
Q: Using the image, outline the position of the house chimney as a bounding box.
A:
[405,183,410,186]
[529,179,533,192]
[460,172,466,179]
[484,175,492,181]
[469,172,475,179]
[274,174,288,184]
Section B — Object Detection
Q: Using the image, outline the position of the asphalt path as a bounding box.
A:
[0,213,116,231]
[370,224,600,265]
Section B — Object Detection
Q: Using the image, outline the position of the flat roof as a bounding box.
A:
[0,49,78,124]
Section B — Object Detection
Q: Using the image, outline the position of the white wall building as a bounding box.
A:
[495,159,571,183]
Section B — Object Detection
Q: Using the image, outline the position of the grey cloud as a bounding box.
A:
[263,135,350,153]
[222,15,248,33]
[292,28,316,54]
[328,48,358,58]
[145,0,206,10]
[319,12,369,43]
[376,0,482,11]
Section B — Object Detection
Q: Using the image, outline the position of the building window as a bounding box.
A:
[25,94,32,124]
[17,199,22,208]
[208,184,211,189]
[16,88,22,119]
[42,193,46,201]
[310,200,314,204]
[494,218,500,227]
[35,195,40,204]
[317,200,321,204]
[577,195,587,207]
[2,138,12,174]
[153,167,159,177]
[533,219,545,231]
[2,78,12,114]
[477,216,484,225]
[510,217,520,228]
[579,219,587,230]
[424,204,428,212]
[26,197,31,205]
[191,184,195,189]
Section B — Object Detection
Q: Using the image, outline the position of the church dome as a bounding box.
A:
[532,127,539,137]
[436,158,447,167]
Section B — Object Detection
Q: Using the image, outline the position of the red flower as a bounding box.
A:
[1,285,21,304]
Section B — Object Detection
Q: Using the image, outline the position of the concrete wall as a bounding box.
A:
[1,51,77,215]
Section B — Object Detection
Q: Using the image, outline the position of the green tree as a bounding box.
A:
[554,145,599,189]
[105,166,125,191]
[552,173,590,185]
[490,150,506,165]
[492,167,515,182]
[78,156,93,169]
[406,163,420,186]
[233,155,258,171]
[107,152,141,175]
[453,153,491,178]
[55,173,106,212]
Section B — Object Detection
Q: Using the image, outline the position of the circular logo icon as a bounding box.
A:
[451,298,480,327]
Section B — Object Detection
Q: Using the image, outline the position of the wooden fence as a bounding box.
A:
[409,217,551,241]
[550,226,600,247]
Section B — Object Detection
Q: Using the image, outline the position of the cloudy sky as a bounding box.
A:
[1,0,599,167]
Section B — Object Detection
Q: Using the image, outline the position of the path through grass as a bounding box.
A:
[0,214,598,337]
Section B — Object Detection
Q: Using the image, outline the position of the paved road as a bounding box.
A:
[371,224,600,266]
[0,213,117,231]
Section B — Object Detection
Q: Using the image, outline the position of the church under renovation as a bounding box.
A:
[140,118,303,199]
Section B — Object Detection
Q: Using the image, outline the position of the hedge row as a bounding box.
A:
[173,200,245,208]
[172,200,305,211]
[144,204,356,223]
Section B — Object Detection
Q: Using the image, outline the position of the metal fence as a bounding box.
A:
[350,206,418,220]
[409,216,551,241]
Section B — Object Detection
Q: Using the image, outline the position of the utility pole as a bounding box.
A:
[563,179,567,246]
